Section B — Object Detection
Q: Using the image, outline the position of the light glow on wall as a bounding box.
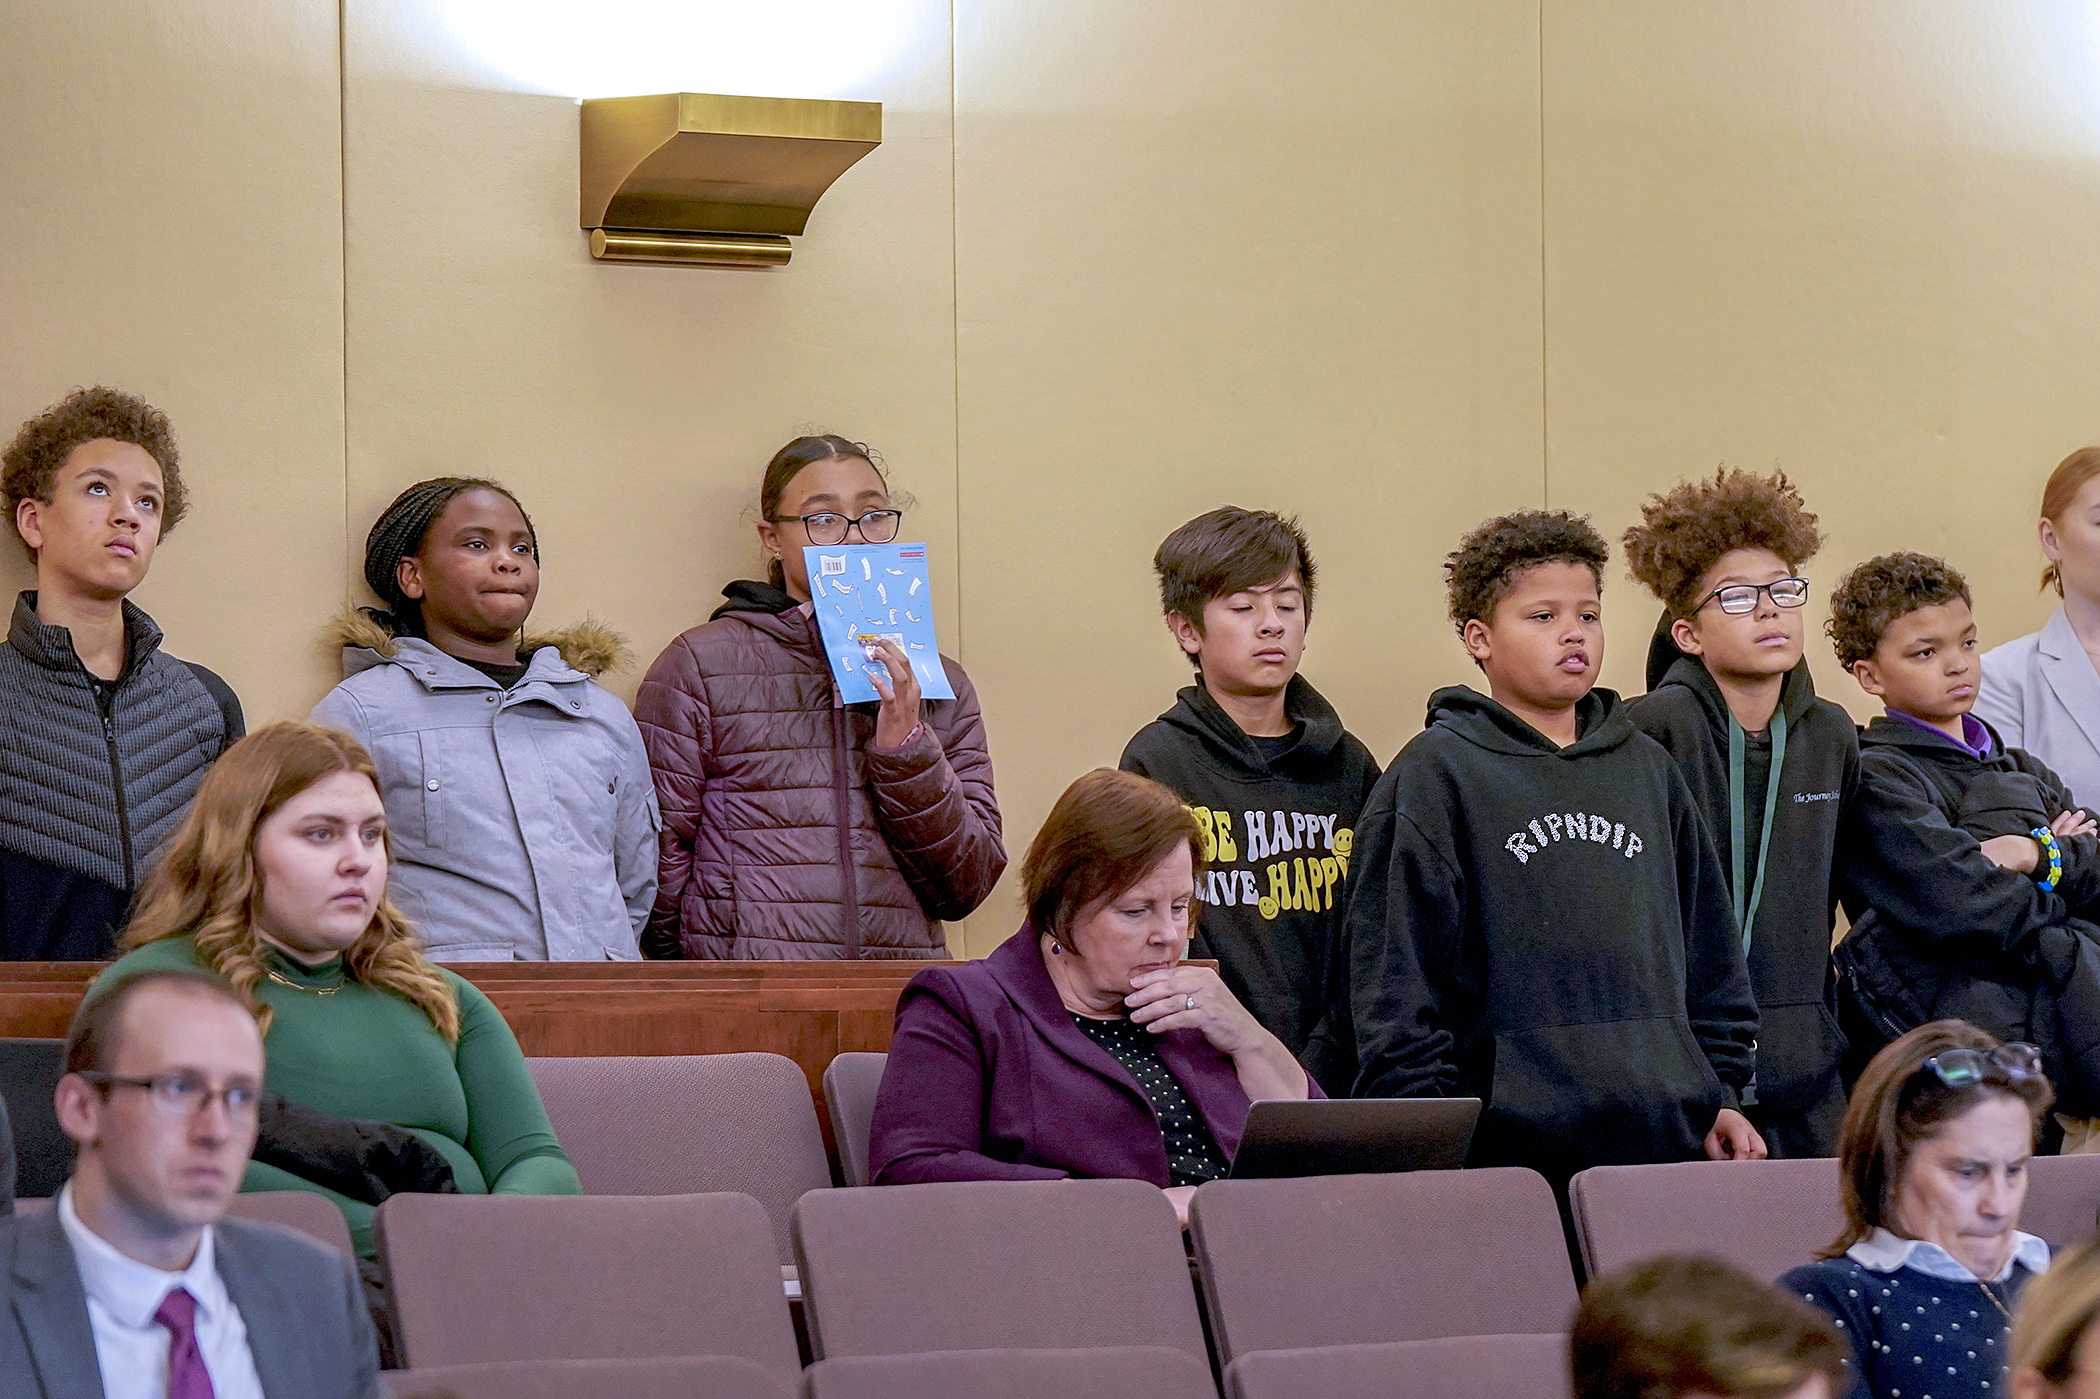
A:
[430,0,913,101]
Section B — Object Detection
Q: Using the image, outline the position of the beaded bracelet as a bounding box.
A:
[2032,826,2064,892]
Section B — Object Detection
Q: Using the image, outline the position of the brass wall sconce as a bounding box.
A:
[580,93,882,268]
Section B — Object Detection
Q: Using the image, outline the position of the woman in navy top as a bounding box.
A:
[1785,1020,2056,1399]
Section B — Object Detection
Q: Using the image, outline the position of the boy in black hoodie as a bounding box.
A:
[1621,470,1858,1156]
[1829,553,2100,1130]
[1121,507,1379,1095]
[1348,510,1763,1180]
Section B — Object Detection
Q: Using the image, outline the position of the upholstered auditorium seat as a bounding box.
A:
[0,1038,69,1198]
[2017,1152,2100,1245]
[821,1052,885,1188]
[374,1191,801,1382]
[1567,1158,1843,1281]
[383,1355,791,1399]
[791,1179,1206,1363]
[801,1346,1218,1399]
[528,1053,832,1261]
[13,1189,354,1255]
[1225,1333,1570,1399]
[1187,1169,1575,1364]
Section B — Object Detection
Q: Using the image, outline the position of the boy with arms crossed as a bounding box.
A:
[1347,510,1762,1178]
[1829,553,2100,1128]
[1120,507,1379,1095]
[0,388,243,960]
[1622,470,1858,1156]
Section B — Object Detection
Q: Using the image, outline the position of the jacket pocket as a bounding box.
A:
[371,732,445,852]
[1479,1017,1724,1171]
[1746,1000,1846,1112]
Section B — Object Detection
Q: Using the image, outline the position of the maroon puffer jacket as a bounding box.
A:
[634,581,1006,959]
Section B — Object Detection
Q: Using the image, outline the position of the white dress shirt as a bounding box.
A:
[1848,1224,2052,1282]
[56,1185,265,1399]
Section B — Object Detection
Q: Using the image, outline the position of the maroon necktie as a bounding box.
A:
[153,1287,217,1399]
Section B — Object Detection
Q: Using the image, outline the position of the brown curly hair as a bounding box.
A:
[1826,552,1971,670]
[1,387,188,559]
[1622,469,1823,617]
[1445,510,1609,634]
[121,722,459,1043]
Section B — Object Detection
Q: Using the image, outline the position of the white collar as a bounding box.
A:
[56,1182,230,1330]
[1848,1226,2051,1283]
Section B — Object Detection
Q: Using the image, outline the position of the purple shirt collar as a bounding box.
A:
[1886,707,1992,759]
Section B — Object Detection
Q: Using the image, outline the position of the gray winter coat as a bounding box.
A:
[311,612,658,963]
[0,591,240,892]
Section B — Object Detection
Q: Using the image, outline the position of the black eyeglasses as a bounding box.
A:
[80,1071,262,1121]
[768,510,903,546]
[1694,577,1810,616]
[1917,1043,2044,1091]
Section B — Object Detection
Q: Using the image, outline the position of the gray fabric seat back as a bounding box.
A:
[528,1053,831,1262]
[1188,1169,1575,1363]
[374,1191,800,1382]
[384,1355,790,1399]
[1226,1334,1570,1399]
[1568,1158,1844,1281]
[821,1053,886,1188]
[803,1346,1217,1399]
[2019,1153,2100,1247]
[792,1179,1205,1362]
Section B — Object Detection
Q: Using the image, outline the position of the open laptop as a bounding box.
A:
[1227,1097,1481,1180]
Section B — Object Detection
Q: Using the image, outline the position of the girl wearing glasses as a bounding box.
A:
[1786,1020,2055,1399]
[1623,470,1860,1159]
[1978,448,2100,813]
[635,435,1005,960]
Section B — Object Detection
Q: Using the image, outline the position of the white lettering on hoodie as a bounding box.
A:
[1503,809,1645,865]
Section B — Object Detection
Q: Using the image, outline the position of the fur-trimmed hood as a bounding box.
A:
[326,607,630,679]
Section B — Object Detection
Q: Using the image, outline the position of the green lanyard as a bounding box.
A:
[1727,708,1786,953]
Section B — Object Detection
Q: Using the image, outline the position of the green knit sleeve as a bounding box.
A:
[446,973,582,1196]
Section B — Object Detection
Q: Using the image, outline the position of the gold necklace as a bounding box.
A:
[264,965,346,997]
[1977,1278,2013,1322]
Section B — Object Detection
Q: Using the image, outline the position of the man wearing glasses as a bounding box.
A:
[0,969,381,1398]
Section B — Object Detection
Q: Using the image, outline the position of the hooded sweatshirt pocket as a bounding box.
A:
[1746,1000,1845,1111]
[1478,1016,1723,1170]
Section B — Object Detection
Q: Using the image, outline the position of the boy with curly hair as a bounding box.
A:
[1829,553,2100,1127]
[1621,470,1858,1156]
[1346,509,1762,1179]
[0,388,243,960]
[1120,506,1380,1095]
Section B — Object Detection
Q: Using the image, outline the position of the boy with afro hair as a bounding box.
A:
[1829,553,2100,1127]
[1622,469,1858,1156]
[0,388,242,960]
[1346,509,1762,1180]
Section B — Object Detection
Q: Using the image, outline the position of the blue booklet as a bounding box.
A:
[805,542,955,704]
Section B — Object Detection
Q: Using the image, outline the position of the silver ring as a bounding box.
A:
[1185,994,1197,1012]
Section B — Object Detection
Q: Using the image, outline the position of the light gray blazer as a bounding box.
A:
[0,1208,381,1399]
[1978,605,2100,811]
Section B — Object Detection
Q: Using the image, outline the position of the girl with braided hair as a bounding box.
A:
[310,477,657,961]
[635,435,1004,959]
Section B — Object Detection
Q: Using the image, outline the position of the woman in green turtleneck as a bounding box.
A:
[96,721,580,1258]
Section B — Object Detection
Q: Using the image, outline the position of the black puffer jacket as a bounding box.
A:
[1836,715,2100,1115]
[0,593,241,947]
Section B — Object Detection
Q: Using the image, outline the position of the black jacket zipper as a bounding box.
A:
[96,684,136,890]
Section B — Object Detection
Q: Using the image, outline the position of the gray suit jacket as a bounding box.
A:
[1978,605,2100,813]
[0,1207,382,1399]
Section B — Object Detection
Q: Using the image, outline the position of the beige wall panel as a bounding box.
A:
[953,1,1546,954]
[1541,1,2100,718]
[0,0,346,722]
[335,0,959,715]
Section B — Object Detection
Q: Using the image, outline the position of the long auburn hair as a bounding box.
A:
[121,722,459,1042]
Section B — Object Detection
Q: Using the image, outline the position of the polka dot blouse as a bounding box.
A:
[1070,1014,1229,1187]
[1782,1252,2042,1399]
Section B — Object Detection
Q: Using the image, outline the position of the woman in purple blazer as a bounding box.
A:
[869,768,1316,1223]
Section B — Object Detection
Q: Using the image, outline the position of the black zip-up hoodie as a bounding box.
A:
[1837,714,2100,1114]
[1625,633,1859,1115]
[1347,685,1758,1178]
[1120,676,1380,1096]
